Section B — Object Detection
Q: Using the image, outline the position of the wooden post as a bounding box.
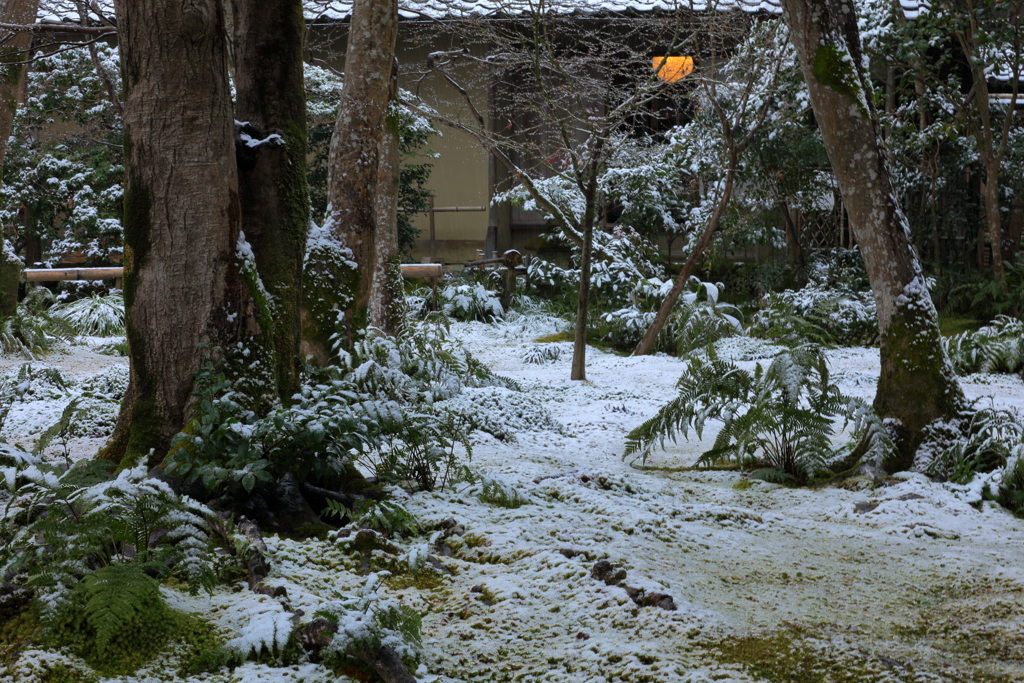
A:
[429,196,436,263]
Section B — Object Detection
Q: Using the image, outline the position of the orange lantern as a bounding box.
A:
[652,56,694,83]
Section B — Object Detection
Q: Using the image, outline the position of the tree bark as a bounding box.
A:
[102,0,272,467]
[0,239,21,316]
[780,199,805,271]
[0,0,40,177]
[232,0,309,401]
[953,0,1021,285]
[780,0,965,467]
[369,57,401,335]
[633,147,737,357]
[571,220,593,381]
[323,0,397,350]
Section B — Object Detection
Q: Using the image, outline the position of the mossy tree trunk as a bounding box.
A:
[780,0,965,467]
[0,0,39,177]
[0,240,21,317]
[102,0,273,468]
[232,0,309,401]
[318,0,397,353]
[370,58,401,336]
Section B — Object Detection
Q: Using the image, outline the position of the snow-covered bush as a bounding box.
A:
[0,362,73,402]
[166,360,370,498]
[53,290,125,337]
[916,407,1023,484]
[0,45,123,267]
[0,288,76,359]
[434,386,563,443]
[323,499,422,537]
[625,346,892,482]
[80,364,130,401]
[438,282,503,322]
[598,278,743,354]
[521,343,561,364]
[749,250,876,346]
[944,316,1024,376]
[524,226,662,315]
[169,319,528,494]
[315,573,422,671]
[997,457,1024,517]
[0,456,215,667]
[913,405,1024,517]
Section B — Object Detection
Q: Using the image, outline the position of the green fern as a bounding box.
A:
[81,562,162,656]
[0,459,216,622]
[944,316,1024,376]
[625,346,892,481]
[0,287,76,358]
[324,499,423,537]
[478,475,531,508]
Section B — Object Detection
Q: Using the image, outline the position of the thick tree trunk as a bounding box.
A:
[102,0,272,467]
[232,0,309,401]
[322,0,397,351]
[0,0,39,176]
[780,0,965,467]
[370,58,401,335]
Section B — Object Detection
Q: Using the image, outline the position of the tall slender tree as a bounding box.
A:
[232,0,309,401]
[370,57,402,335]
[780,0,965,466]
[319,0,398,352]
[0,0,40,176]
[102,0,273,467]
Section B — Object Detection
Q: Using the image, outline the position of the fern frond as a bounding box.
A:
[81,562,163,656]
[626,344,885,480]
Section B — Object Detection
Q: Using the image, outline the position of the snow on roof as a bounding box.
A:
[38,0,945,22]
[305,0,782,19]
[36,0,936,25]
[39,0,781,22]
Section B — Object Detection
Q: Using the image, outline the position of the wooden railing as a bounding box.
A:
[23,264,444,282]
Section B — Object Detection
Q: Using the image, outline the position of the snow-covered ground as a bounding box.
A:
[4,321,1024,683]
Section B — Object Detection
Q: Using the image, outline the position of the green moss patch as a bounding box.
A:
[812,44,867,118]
[712,630,893,683]
[937,317,985,337]
[48,605,228,678]
[533,331,626,355]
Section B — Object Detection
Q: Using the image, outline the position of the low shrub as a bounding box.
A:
[0,288,75,358]
[624,345,892,482]
[0,455,217,674]
[315,574,423,672]
[53,290,125,337]
[597,278,743,354]
[749,250,877,346]
[438,282,504,322]
[168,319,528,497]
[944,316,1024,376]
